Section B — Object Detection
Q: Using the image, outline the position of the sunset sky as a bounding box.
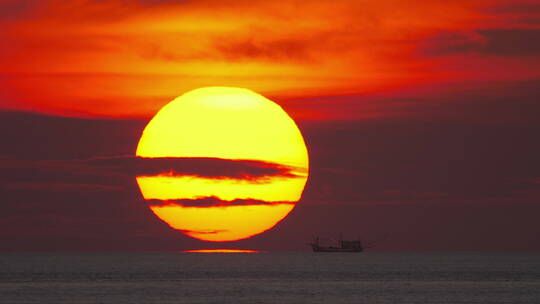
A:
[1,0,539,251]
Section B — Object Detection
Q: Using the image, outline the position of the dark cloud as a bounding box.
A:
[0,111,304,192]
[138,35,319,64]
[132,157,303,180]
[479,29,540,56]
[0,155,303,182]
[147,197,295,207]
[214,37,313,62]
[421,29,540,56]
[484,2,540,15]
[420,31,485,56]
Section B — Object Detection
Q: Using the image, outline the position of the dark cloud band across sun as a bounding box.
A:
[0,155,304,180]
[146,197,295,208]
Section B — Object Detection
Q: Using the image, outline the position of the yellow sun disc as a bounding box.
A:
[136,87,309,242]
[136,87,308,168]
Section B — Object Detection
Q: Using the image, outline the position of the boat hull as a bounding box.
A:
[311,245,363,252]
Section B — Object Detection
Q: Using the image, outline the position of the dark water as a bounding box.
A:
[1,252,539,303]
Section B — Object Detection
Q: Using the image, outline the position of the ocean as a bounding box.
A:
[1,252,539,303]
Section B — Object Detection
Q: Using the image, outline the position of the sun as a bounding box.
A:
[136,87,309,242]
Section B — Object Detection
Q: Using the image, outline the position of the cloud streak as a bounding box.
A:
[420,29,540,56]
[0,154,305,195]
[36,155,305,181]
[147,197,295,208]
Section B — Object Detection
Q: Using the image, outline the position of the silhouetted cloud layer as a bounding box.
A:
[0,154,304,191]
[147,196,295,208]
[1,112,540,251]
[133,157,304,180]
[421,29,540,56]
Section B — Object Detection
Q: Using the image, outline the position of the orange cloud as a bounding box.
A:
[1,0,539,119]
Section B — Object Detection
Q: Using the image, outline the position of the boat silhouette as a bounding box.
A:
[309,235,363,252]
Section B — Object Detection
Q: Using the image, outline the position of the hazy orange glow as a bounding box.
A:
[184,249,260,253]
[136,87,308,241]
[2,0,538,119]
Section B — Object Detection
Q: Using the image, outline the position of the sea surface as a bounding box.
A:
[1,252,539,303]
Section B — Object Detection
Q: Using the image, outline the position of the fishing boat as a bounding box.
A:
[309,236,363,252]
